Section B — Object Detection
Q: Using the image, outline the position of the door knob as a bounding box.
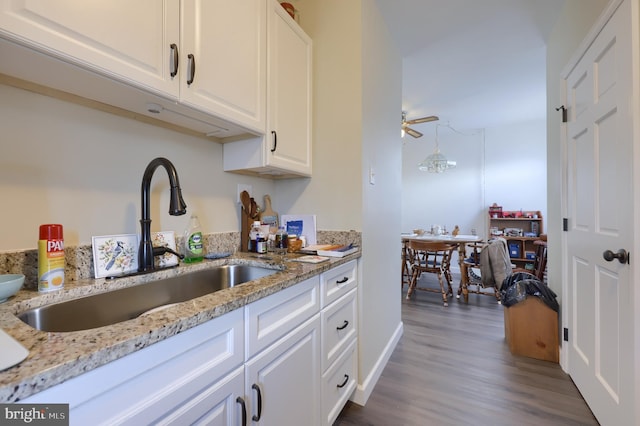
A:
[603,249,629,264]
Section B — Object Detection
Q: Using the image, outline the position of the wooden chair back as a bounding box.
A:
[405,240,458,306]
[406,240,457,273]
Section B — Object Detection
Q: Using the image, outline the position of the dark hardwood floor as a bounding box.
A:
[335,273,599,426]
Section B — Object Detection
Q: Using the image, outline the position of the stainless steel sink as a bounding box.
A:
[18,265,279,332]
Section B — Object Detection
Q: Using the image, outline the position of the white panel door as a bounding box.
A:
[564,0,635,424]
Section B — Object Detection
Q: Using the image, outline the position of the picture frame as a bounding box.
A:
[280,214,317,245]
[92,234,139,278]
[152,231,179,268]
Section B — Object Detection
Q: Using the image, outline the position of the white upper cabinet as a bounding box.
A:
[0,0,180,97]
[223,0,312,178]
[181,0,266,134]
[265,0,312,175]
[0,0,265,139]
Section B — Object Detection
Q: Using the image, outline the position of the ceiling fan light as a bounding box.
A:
[418,150,456,173]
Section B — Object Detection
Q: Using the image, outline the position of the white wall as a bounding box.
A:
[0,83,275,250]
[402,118,547,241]
[281,0,403,404]
[402,126,484,236]
[359,0,403,403]
[274,0,362,231]
[484,119,548,223]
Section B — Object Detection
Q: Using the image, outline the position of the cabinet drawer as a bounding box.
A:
[321,288,357,372]
[321,339,357,426]
[245,276,320,360]
[320,259,357,308]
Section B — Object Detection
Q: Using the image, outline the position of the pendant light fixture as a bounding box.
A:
[418,124,456,173]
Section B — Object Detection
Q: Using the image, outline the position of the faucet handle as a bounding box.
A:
[152,246,185,260]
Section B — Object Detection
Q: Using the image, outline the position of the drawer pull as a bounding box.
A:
[336,277,349,284]
[337,374,349,388]
[252,383,262,421]
[336,320,349,331]
[236,396,247,426]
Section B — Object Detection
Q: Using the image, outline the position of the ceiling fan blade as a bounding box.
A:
[404,126,423,138]
[406,115,439,125]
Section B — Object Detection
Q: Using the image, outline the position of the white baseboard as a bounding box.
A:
[349,321,404,406]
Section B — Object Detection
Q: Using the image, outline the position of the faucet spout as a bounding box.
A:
[138,157,187,272]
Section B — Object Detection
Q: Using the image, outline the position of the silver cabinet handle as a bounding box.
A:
[187,54,195,85]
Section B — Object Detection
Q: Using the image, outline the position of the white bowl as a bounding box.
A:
[0,274,25,302]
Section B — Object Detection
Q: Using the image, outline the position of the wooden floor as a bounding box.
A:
[335,273,599,426]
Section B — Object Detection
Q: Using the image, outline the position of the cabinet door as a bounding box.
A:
[157,366,244,426]
[181,0,266,133]
[266,0,312,175]
[0,0,180,96]
[245,315,321,426]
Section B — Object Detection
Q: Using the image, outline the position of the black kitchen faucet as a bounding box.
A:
[138,157,187,272]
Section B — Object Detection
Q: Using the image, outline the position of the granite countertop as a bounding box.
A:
[0,251,360,403]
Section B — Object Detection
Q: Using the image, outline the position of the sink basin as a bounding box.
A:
[18,265,279,332]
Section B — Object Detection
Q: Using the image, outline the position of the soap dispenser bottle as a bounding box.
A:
[183,213,204,263]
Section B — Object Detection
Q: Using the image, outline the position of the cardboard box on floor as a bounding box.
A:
[503,297,559,363]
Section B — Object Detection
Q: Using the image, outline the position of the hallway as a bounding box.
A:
[335,274,599,425]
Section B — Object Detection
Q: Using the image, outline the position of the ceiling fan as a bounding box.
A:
[401,111,439,138]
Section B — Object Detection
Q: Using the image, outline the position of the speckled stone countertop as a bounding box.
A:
[0,250,360,403]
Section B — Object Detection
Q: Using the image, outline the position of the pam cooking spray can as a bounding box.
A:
[38,224,65,292]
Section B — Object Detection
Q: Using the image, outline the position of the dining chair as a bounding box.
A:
[530,239,548,282]
[458,237,510,303]
[405,240,457,306]
[458,237,548,303]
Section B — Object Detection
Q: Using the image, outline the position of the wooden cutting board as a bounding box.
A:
[260,195,279,229]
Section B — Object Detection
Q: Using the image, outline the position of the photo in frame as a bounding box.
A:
[92,234,139,278]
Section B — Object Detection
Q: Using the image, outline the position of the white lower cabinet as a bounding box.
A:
[245,314,321,425]
[21,263,358,426]
[22,308,245,426]
[160,365,245,426]
[319,260,359,425]
[321,339,357,425]
[321,288,357,372]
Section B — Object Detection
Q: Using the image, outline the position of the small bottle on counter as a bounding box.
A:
[256,230,267,254]
[38,224,65,292]
[183,213,204,263]
[249,221,261,252]
[274,226,288,255]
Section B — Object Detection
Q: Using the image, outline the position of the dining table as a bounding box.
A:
[401,233,482,301]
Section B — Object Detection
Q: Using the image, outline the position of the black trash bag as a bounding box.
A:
[500,273,559,312]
